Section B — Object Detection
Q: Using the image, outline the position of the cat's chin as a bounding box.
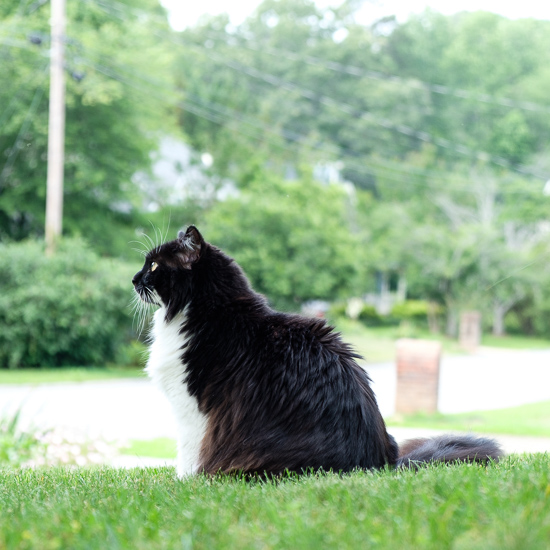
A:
[134,288,162,306]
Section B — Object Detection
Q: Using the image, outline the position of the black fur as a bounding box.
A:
[133,226,503,475]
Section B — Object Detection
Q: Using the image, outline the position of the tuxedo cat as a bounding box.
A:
[132,226,502,477]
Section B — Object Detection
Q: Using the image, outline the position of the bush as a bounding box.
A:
[358,304,386,326]
[327,302,348,320]
[0,410,47,467]
[390,300,430,324]
[0,239,139,368]
[204,176,366,309]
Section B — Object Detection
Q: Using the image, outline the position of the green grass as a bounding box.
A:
[387,400,550,438]
[335,319,465,362]
[480,334,550,350]
[122,438,177,459]
[0,367,145,385]
[1,456,549,549]
[334,319,550,363]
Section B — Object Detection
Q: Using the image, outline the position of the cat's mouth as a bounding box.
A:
[134,286,162,306]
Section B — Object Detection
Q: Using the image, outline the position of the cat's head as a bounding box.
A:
[132,225,205,318]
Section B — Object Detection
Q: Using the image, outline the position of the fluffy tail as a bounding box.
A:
[396,434,503,469]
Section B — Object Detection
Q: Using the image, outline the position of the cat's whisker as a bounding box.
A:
[129,239,151,255]
[140,231,155,251]
[154,225,162,250]
[161,212,171,244]
[138,301,153,337]
[129,286,156,338]
[148,221,162,250]
[131,247,147,257]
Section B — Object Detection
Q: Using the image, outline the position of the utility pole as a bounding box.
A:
[45,0,66,256]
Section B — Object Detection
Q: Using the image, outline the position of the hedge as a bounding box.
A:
[0,239,140,368]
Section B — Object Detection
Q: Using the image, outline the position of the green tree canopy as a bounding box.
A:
[0,0,177,255]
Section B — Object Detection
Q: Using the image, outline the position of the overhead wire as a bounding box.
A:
[201,28,550,115]
[4,0,542,197]
[178,43,548,181]
[78,0,549,181]
[71,47,541,196]
[82,0,550,115]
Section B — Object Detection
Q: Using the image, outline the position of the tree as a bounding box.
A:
[0,0,177,256]
[203,171,365,309]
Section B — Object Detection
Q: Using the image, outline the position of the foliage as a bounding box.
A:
[391,300,430,322]
[0,239,138,368]
[0,409,120,467]
[171,3,550,335]
[3,0,550,339]
[0,0,177,256]
[0,410,47,467]
[204,174,365,309]
[1,456,549,549]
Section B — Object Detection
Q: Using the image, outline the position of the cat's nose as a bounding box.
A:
[132,273,139,286]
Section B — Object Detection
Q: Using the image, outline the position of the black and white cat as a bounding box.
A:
[132,226,502,477]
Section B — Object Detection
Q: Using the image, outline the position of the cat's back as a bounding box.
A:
[257,311,360,367]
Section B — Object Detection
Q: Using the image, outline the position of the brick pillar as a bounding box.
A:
[395,339,442,415]
[459,311,481,352]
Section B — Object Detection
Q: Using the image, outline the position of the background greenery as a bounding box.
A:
[0,239,140,367]
[2,0,550,366]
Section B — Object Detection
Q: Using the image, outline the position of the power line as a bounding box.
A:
[75,0,550,181]
[71,50,544,196]
[82,0,550,115]
[79,0,550,180]
[178,43,549,181]
[202,29,550,115]
[5,0,539,196]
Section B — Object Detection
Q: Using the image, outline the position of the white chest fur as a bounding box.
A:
[146,308,207,477]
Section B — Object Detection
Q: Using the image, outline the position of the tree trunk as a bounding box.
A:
[492,303,508,337]
[446,308,458,337]
[427,302,439,334]
[397,272,407,302]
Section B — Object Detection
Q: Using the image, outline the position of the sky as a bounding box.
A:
[160,0,550,31]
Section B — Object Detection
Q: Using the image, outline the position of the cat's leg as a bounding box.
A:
[174,414,207,478]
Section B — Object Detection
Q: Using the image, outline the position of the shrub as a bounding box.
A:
[204,177,365,309]
[358,304,386,326]
[0,410,47,467]
[327,302,348,320]
[391,300,431,324]
[0,239,139,368]
[0,410,119,467]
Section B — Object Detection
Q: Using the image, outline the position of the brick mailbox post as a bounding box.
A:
[395,338,442,415]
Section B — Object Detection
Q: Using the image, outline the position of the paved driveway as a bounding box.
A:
[370,347,550,417]
[1,348,550,455]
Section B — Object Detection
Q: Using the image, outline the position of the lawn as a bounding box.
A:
[331,319,550,363]
[1,455,549,549]
[386,399,550,438]
[0,367,145,385]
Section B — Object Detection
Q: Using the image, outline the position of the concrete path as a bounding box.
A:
[368,347,550,417]
[1,347,550,459]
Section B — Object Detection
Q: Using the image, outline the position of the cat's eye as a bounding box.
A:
[151,262,158,272]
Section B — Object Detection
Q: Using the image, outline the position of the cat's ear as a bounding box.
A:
[176,225,203,269]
